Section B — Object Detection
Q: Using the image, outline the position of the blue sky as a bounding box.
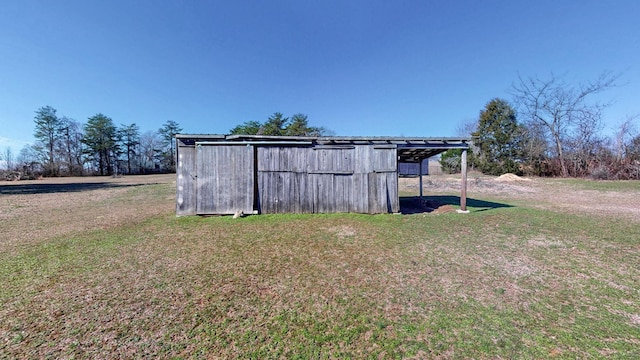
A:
[1,0,639,154]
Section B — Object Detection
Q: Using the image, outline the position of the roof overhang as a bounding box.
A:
[397,141,469,163]
[177,134,469,162]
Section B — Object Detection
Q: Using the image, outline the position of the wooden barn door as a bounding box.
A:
[196,144,255,215]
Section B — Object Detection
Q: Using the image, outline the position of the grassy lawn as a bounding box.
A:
[546,178,640,192]
[1,178,639,358]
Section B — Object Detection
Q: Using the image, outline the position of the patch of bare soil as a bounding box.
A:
[515,180,640,222]
[0,174,175,254]
[431,204,456,214]
[325,225,358,239]
[399,174,640,221]
[494,173,532,182]
[399,174,537,197]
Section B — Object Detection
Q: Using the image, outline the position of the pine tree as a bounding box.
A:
[83,114,119,175]
[158,120,182,171]
[33,106,63,176]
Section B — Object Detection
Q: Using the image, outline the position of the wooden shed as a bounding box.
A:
[175,135,469,216]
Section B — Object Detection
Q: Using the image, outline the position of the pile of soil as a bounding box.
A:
[494,173,531,182]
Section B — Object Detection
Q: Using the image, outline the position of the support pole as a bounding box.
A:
[419,160,423,200]
[458,149,469,213]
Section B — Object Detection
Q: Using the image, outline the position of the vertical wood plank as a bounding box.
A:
[176,145,197,216]
[196,145,254,215]
[387,172,399,213]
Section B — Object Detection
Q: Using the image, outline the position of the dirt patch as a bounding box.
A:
[0,174,175,255]
[399,174,640,221]
[431,204,456,214]
[527,237,566,249]
[482,254,538,278]
[399,175,537,196]
[325,225,357,239]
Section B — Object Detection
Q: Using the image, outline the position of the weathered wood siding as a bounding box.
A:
[175,135,471,215]
[178,140,399,215]
[176,143,197,216]
[368,147,399,213]
[398,158,430,176]
[196,145,254,215]
[257,145,398,214]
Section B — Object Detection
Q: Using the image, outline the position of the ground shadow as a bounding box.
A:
[0,182,153,195]
[400,195,513,214]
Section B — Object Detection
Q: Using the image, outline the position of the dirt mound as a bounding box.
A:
[431,204,457,214]
[494,173,531,182]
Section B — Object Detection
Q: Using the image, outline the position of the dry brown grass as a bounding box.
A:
[0,174,175,255]
[1,174,639,358]
[399,174,640,221]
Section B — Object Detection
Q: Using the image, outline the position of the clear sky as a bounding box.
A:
[1,0,639,154]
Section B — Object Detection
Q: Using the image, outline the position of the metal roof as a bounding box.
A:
[176,134,469,162]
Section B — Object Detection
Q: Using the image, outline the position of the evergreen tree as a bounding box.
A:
[119,123,140,174]
[260,112,289,135]
[229,120,261,135]
[439,149,463,174]
[158,120,182,171]
[83,114,119,175]
[472,99,525,176]
[33,106,63,176]
[286,113,325,136]
[229,113,331,136]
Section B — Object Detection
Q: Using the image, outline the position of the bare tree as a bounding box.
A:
[566,109,606,176]
[608,116,640,179]
[511,72,618,177]
[17,145,43,179]
[3,147,14,171]
[614,115,638,162]
[450,118,479,171]
[58,117,85,176]
[456,118,477,138]
[139,131,163,172]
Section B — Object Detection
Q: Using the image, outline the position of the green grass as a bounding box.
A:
[548,178,640,191]
[1,184,640,358]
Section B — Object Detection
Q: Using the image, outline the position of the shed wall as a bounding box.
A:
[176,144,197,216]
[177,141,400,215]
[196,145,254,215]
[257,145,398,214]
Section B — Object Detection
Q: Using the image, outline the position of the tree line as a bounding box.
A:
[2,110,329,179]
[3,106,182,178]
[229,112,333,136]
[441,73,640,179]
[4,72,637,180]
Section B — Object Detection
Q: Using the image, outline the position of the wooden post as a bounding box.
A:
[419,160,423,200]
[460,149,468,212]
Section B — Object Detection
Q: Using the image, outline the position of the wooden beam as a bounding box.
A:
[419,160,423,200]
[460,149,468,213]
